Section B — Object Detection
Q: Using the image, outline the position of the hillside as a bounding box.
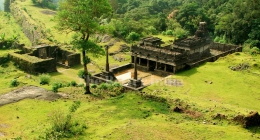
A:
[0,0,260,139]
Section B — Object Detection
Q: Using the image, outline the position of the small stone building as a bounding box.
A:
[9,45,81,74]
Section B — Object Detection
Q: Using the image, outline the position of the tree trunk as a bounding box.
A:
[82,50,91,94]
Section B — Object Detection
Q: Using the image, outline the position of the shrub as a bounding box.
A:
[98,83,108,90]
[147,26,157,35]
[39,74,51,85]
[250,47,260,56]
[162,31,166,35]
[91,84,97,89]
[173,27,189,39]
[10,79,19,87]
[214,36,220,42]
[43,101,87,139]
[126,32,140,42]
[166,30,174,36]
[77,70,85,79]
[70,81,77,87]
[52,82,63,93]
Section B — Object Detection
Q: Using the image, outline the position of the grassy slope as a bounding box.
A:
[0,53,259,139]
[0,12,31,46]
[17,0,74,44]
[0,0,260,139]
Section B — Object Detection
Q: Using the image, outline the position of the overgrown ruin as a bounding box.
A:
[9,45,80,74]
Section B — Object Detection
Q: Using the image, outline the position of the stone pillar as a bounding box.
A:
[139,57,141,65]
[173,66,176,74]
[155,61,158,70]
[164,64,167,72]
[105,45,109,72]
[134,53,137,80]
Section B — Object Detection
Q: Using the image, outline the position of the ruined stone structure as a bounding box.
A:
[9,45,80,74]
[131,22,242,73]
[90,45,117,84]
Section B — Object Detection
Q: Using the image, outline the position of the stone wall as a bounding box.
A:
[110,63,133,74]
[210,42,240,52]
[9,51,56,74]
[10,3,47,45]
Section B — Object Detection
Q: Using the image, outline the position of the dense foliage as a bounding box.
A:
[31,0,58,10]
[105,0,260,47]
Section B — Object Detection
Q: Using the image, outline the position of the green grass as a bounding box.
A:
[1,1,260,138]
[16,0,75,44]
[1,92,259,139]
[0,12,31,46]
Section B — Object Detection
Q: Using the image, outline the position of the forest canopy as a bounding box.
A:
[105,0,260,48]
[31,0,260,48]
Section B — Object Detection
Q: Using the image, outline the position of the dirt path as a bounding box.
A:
[0,86,62,107]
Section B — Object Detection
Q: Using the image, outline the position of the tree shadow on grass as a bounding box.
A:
[71,64,83,70]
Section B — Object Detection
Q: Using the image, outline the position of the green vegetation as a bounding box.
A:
[0,52,259,139]
[56,0,112,94]
[10,79,19,87]
[0,12,31,46]
[42,101,87,139]
[39,74,51,85]
[31,0,57,10]
[0,0,260,139]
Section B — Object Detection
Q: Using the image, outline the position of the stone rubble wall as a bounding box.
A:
[10,3,47,45]
[9,51,57,74]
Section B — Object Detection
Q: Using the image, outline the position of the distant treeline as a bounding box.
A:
[104,0,260,47]
[32,0,58,10]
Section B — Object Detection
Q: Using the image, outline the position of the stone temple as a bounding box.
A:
[91,22,242,90]
[130,22,242,74]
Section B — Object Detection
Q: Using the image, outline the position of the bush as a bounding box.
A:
[52,82,63,93]
[77,70,85,79]
[147,26,157,35]
[39,74,51,85]
[70,81,77,87]
[166,30,174,36]
[162,31,166,35]
[98,83,109,90]
[214,36,220,42]
[126,32,140,42]
[43,101,87,139]
[10,79,19,87]
[250,47,260,56]
[173,27,189,39]
[91,84,97,89]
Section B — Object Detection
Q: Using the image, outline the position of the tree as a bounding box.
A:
[56,0,112,94]
[175,2,210,34]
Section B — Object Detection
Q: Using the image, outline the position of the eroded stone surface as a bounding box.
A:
[0,86,62,106]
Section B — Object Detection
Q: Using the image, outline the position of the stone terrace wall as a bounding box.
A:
[67,53,80,67]
[9,51,56,74]
[210,42,240,52]
[10,3,47,45]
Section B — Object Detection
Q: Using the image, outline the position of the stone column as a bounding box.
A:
[134,53,138,80]
[155,61,158,70]
[164,64,167,72]
[139,57,141,65]
[105,45,109,72]
[173,66,176,73]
